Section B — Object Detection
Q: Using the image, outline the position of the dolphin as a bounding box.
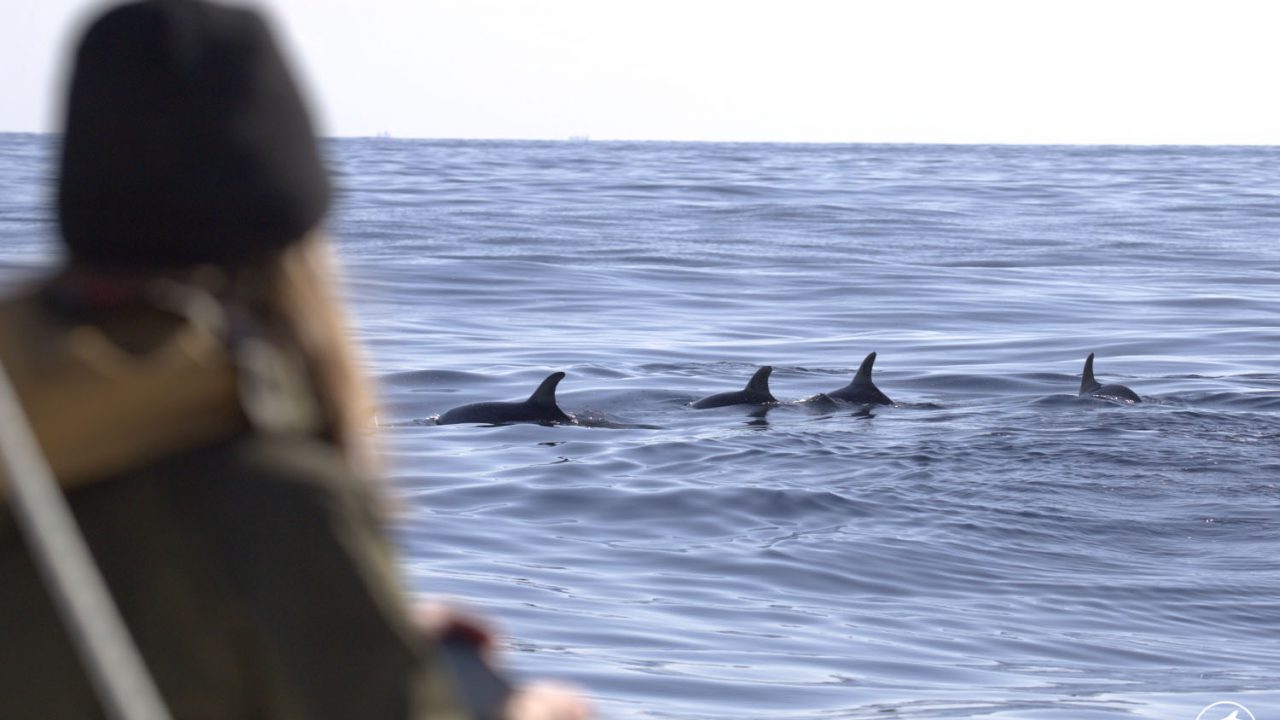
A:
[436,371,575,425]
[1079,353,1141,403]
[827,352,893,405]
[691,366,778,409]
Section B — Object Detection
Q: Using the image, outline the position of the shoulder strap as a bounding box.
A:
[0,357,173,720]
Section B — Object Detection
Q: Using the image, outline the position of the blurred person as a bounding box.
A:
[0,1,588,718]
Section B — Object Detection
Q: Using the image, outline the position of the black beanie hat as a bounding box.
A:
[57,0,330,267]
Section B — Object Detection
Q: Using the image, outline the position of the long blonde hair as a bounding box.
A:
[229,233,378,476]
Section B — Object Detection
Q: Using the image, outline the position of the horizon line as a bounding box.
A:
[2,130,1277,150]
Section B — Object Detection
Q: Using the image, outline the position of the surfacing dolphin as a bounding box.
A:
[828,352,893,405]
[436,371,575,425]
[1079,353,1141,403]
[691,366,778,409]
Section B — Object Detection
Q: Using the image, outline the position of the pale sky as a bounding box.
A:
[5,0,1279,144]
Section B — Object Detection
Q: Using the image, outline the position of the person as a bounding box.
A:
[0,1,589,718]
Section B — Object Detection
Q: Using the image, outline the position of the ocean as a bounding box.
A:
[2,133,1278,719]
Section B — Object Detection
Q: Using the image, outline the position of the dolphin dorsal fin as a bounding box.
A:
[853,352,877,384]
[528,371,565,407]
[1080,353,1098,394]
[745,366,773,393]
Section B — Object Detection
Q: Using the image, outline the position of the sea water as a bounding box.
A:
[2,134,1279,719]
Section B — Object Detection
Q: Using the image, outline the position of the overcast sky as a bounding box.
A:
[5,0,1278,144]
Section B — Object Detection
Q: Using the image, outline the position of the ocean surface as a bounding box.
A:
[2,133,1279,719]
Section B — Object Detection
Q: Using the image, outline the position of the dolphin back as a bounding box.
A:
[438,371,573,424]
[692,365,777,408]
[1079,353,1141,403]
[829,352,893,405]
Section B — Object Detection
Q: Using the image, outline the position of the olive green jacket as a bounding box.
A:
[0,289,467,719]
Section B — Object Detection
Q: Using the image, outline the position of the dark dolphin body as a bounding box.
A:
[1079,353,1141,403]
[691,366,778,409]
[827,352,893,405]
[436,371,575,425]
